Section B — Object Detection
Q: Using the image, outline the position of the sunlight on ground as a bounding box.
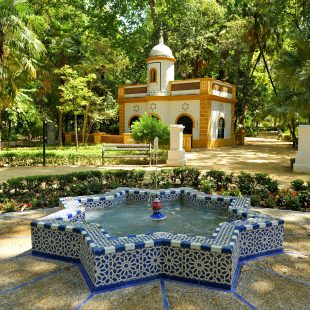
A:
[252,279,275,293]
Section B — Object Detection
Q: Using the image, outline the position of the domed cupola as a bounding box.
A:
[147,30,176,96]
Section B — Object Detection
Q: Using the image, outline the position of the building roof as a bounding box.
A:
[149,30,174,59]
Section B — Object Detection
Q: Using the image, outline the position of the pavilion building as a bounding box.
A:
[118,30,237,148]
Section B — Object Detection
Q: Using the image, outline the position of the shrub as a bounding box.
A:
[291,179,307,191]
[199,179,215,194]
[131,113,170,145]
[202,170,233,192]
[169,168,200,187]
[235,172,256,195]
[0,170,146,212]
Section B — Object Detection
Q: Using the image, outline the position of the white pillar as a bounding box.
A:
[166,125,187,166]
[293,125,310,173]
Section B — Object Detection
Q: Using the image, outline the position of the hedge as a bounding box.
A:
[0,168,309,213]
[0,147,168,166]
[0,170,145,212]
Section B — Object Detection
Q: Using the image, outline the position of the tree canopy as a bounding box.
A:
[0,0,309,146]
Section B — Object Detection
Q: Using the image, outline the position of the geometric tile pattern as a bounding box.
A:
[30,187,284,291]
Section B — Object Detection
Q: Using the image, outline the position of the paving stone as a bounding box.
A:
[247,253,310,282]
[0,217,32,237]
[236,265,310,310]
[0,237,31,260]
[0,265,88,310]
[0,255,73,292]
[284,223,309,235]
[0,208,62,221]
[82,281,163,310]
[165,282,249,310]
[284,235,310,255]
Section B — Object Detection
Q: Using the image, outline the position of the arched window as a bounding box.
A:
[150,68,157,83]
[218,118,225,139]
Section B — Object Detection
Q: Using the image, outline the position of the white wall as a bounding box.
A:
[210,101,231,140]
[147,60,174,96]
[125,100,200,140]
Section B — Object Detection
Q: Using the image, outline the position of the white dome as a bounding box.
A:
[149,30,174,59]
[149,43,174,58]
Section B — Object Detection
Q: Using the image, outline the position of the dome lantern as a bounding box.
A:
[147,30,176,96]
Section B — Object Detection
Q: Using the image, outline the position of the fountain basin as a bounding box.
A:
[31,188,284,291]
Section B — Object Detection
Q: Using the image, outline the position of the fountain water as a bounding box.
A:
[149,137,166,221]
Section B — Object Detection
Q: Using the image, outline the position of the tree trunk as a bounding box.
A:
[288,118,298,148]
[82,105,89,144]
[0,108,2,151]
[254,16,277,96]
[250,52,261,77]
[149,0,158,29]
[74,114,79,152]
[58,110,63,146]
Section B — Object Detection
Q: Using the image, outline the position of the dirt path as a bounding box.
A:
[0,137,308,187]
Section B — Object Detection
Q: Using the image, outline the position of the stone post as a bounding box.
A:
[166,125,187,166]
[293,125,310,173]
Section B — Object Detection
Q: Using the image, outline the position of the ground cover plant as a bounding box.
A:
[0,145,168,166]
[1,168,309,213]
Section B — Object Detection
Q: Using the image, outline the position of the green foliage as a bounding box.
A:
[202,170,234,192]
[199,179,215,194]
[0,146,168,166]
[0,170,146,212]
[131,113,170,145]
[291,179,307,192]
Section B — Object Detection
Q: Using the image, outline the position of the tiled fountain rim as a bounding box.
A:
[31,187,284,255]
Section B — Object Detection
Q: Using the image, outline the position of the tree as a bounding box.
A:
[0,0,45,149]
[58,65,96,151]
[131,113,169,145]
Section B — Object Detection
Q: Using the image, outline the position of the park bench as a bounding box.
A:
[102,143,152,166]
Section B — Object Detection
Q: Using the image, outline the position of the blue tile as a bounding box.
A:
[135,242,145,249]
[180,241,191,249]
[221,246,232,253]
[58,225,67,231]
[265,221,272,227]
[162,239,171,246]
[236,225,246,232]
[154,239,162,246]
[201,244,211,251]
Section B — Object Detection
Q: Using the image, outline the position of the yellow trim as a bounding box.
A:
[146,56,176,63]
[149,68,158,83]
[175,113,196,128]
[128,114,141,128]
[121,83,147,87]
[119,94,237,104]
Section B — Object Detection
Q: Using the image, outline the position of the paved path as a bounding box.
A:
[0,137,308,187]
[0,208,309,309]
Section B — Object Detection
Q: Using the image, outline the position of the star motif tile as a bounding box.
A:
[182,102,189,112]
[133,105,139,113]
[150,102,157,110]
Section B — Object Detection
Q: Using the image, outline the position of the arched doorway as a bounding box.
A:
[218,117,225,139]
[129,115,140,130]
[176,115,193,134]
